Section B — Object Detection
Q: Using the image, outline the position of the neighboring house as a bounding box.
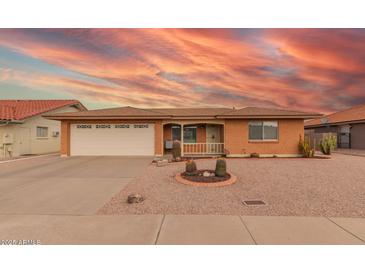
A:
[45,106,320,157]
[0,100,86,159]
[305,104,365,149]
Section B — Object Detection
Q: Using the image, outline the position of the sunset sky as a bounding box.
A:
[0,29,364,113]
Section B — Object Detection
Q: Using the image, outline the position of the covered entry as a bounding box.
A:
[163,123,224,156]
[70,123,155,156]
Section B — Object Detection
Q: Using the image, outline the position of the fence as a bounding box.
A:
[304,132,337,150]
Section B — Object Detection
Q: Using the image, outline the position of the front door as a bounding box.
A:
[206,125,221,153]
[206,125,220,143]
[19,127,31,155]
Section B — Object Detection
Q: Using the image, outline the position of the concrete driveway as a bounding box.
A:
[0,155,152,215]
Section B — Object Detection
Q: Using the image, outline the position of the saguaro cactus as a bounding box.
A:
[215,158,227,177]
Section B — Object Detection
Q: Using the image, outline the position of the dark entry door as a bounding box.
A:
[338,132,351,148]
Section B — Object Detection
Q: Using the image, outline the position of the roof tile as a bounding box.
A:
[0,100,84,121]
[305,104,365,127]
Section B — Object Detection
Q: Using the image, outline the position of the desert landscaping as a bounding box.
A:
[99,153,365,217]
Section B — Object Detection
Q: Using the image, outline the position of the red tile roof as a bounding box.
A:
[45,105,321,120]
[0,100,85,121]
[305,104,365,127]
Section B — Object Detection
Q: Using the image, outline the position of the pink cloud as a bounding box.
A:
[1,29,365,113]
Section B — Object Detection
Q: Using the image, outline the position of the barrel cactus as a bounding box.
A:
[185,160,197,175]
[215,158,227,177]
[172,140,181,160]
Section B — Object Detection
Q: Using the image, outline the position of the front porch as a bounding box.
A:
[163,123,225,156]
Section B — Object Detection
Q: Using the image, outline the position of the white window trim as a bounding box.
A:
[36,126,49,139]
[248,121,279,141]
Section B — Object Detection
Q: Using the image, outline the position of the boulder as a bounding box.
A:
[127,194,144,204]
[203,171,211,177]
[157,159,168,167]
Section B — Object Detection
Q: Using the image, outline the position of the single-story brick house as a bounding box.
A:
[305,103,365,149]
[45,106,320,157]
[0,100,86,159]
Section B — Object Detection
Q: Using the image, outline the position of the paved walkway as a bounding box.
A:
[0,214,364,244]
[333,149,365,157]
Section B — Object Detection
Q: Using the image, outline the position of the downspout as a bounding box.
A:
[180,124,184,157]
[0,120,10,159]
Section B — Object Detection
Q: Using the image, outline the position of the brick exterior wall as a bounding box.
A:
[60,121,70,156]
[60,119,304,156]
[224,119,304,155]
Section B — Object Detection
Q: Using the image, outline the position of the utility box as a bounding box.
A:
[2,133,14,144]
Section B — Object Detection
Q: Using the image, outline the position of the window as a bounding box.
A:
[172,126,181,141]
[183,126,197,143]
[249,121,278,141]
[36,126,48,138]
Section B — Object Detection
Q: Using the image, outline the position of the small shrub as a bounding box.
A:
[298,135,315,158]
[319,135,337,155]
[250,152,260,158]
[172,140,181,160]
[215,158,227,177]
[185,160,198,175]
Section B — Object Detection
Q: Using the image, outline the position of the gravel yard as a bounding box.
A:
[98,154,365,217]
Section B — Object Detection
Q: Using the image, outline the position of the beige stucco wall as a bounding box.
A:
[224,119,304,156]
[0,106,80,159]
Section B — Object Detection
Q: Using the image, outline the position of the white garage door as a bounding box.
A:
[70,123,155,156]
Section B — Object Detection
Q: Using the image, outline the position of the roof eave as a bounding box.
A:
[43,115,171,120]
[305,118,365,128]
[217,114,322,119]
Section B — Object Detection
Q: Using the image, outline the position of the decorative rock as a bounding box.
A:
[203,171,211,177]
[157,159,168,167]
[210,172,215,177]
[127,194,144,204]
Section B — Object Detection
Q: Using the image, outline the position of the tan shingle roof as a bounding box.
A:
[45,106,321,120]
[305,104,365,127]
[146,108,232,116]
[218,107,321,118]
[46,106,170,118]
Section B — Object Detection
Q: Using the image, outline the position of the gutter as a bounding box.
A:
[0,121,10,127]
[216,115,322,119]
[0,120,23,125]
[305,119,365,128]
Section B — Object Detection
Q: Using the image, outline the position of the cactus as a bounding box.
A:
[185,160,197,175]
[298,135,315,158]
[215,158,227,177]
[319,135,337,155]
[172,140,181,160]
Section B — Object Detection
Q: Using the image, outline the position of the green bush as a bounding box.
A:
[298,135,315,158]
[172,140,181,160]
[215,158,227,177]
[185,160,198,175]
[319,135,337,155]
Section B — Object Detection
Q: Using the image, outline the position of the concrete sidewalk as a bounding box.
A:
[0,214,364,245]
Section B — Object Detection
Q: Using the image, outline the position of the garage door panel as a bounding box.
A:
[70,124,155,156]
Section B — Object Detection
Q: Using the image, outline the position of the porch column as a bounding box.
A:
[180,124,184,156]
